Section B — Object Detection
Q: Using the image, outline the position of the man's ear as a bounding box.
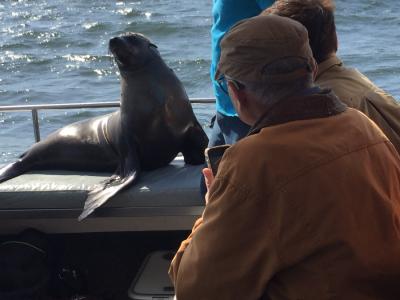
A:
[227,80,247,109]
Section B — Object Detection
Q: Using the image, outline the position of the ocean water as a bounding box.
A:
[0,0,399,164]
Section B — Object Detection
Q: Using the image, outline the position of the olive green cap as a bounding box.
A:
[215,14,314,84]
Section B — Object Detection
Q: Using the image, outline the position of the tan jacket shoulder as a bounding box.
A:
[316,55,400,153]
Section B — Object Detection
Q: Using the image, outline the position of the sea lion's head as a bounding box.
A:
[109,33,159,72]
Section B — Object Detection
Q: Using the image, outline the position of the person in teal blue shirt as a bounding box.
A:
[209,0,275,146]
[200,0,275,197]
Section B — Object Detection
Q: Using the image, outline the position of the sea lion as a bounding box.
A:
[0,33,209,220]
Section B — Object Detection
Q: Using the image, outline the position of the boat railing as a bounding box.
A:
[0,97,215,143]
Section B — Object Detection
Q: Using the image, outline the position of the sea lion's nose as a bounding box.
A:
[109,37,124,51]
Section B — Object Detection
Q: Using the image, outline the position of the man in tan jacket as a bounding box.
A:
[263,0,400,153]
[169,14,400,300]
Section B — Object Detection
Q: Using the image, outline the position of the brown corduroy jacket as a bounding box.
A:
[316,55,400,154]
[169,91,400,300]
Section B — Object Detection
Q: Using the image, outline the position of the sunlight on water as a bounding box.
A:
[116,8,134,15]
[82,22,99,30]
[63,54,96,63]
[1,51,32,63]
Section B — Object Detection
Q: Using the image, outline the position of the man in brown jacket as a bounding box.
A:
[263,0,400,153]
[169,14,400,300]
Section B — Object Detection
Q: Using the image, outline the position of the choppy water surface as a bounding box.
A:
[0,0,399,163]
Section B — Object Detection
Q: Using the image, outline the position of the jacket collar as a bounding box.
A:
[248,88,347,135]
[316,55,343,81]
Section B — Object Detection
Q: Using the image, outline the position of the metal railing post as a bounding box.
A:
[31,109,41,142]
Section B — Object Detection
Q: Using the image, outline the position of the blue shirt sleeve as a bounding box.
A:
[256,0,274,10]
[210,0,274,116]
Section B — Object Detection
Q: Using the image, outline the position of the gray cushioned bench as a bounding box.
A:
[0,158,204,234]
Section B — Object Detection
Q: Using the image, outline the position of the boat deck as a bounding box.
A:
[0,157,204,234]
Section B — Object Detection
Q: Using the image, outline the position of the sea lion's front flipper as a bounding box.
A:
[78,150,140,221]
[181,124,209,165]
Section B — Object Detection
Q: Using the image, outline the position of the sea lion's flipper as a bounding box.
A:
[78,173,137,221]
[181,124,209,165]
[0,160,27,184]
[78,150,140,221]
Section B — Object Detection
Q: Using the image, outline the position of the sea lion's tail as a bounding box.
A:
[78,171,138,221]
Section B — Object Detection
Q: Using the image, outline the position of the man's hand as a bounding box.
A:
[202,168,215,205]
